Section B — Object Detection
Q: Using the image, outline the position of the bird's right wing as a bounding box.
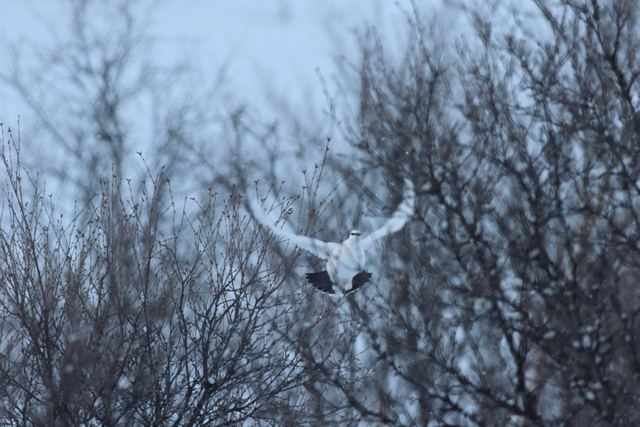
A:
[248,196,339,260]
[360,179,415,249]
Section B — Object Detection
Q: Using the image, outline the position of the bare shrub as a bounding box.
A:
[282,1,640,425]
[0,125,310,426]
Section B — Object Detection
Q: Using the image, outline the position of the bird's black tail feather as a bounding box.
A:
[305,271,335,293]
[305,271,373,294]
[351,272,373,292]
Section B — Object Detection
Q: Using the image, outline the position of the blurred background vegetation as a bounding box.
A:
[1,0,640,425]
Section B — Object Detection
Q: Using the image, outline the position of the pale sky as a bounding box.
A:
[1,0,439,126]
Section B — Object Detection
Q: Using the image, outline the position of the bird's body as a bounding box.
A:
[326,230,365,290]
[305,230,368,294]
[250,179,415,295]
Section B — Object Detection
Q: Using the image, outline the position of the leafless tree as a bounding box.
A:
[0,125,331,426]
[4,0,640,425]
[273,1,640,426]
[0,0,238,208]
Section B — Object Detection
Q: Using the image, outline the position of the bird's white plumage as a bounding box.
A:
[360,180,416,249]
[249,179,415,294]
[248,207,339,259]
[325,230,366,291]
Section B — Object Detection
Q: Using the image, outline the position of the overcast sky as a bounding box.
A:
[1,0,440,127]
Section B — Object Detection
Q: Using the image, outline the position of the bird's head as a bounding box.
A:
[349,230,362,239]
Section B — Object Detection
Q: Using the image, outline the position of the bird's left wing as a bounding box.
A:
[360,179,415,249]
[248,196,339,260]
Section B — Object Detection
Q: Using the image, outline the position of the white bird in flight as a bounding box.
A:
[250,179,415,295]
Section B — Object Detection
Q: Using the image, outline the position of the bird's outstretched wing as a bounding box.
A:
[248,197,339,260]
[360,179,415,249]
